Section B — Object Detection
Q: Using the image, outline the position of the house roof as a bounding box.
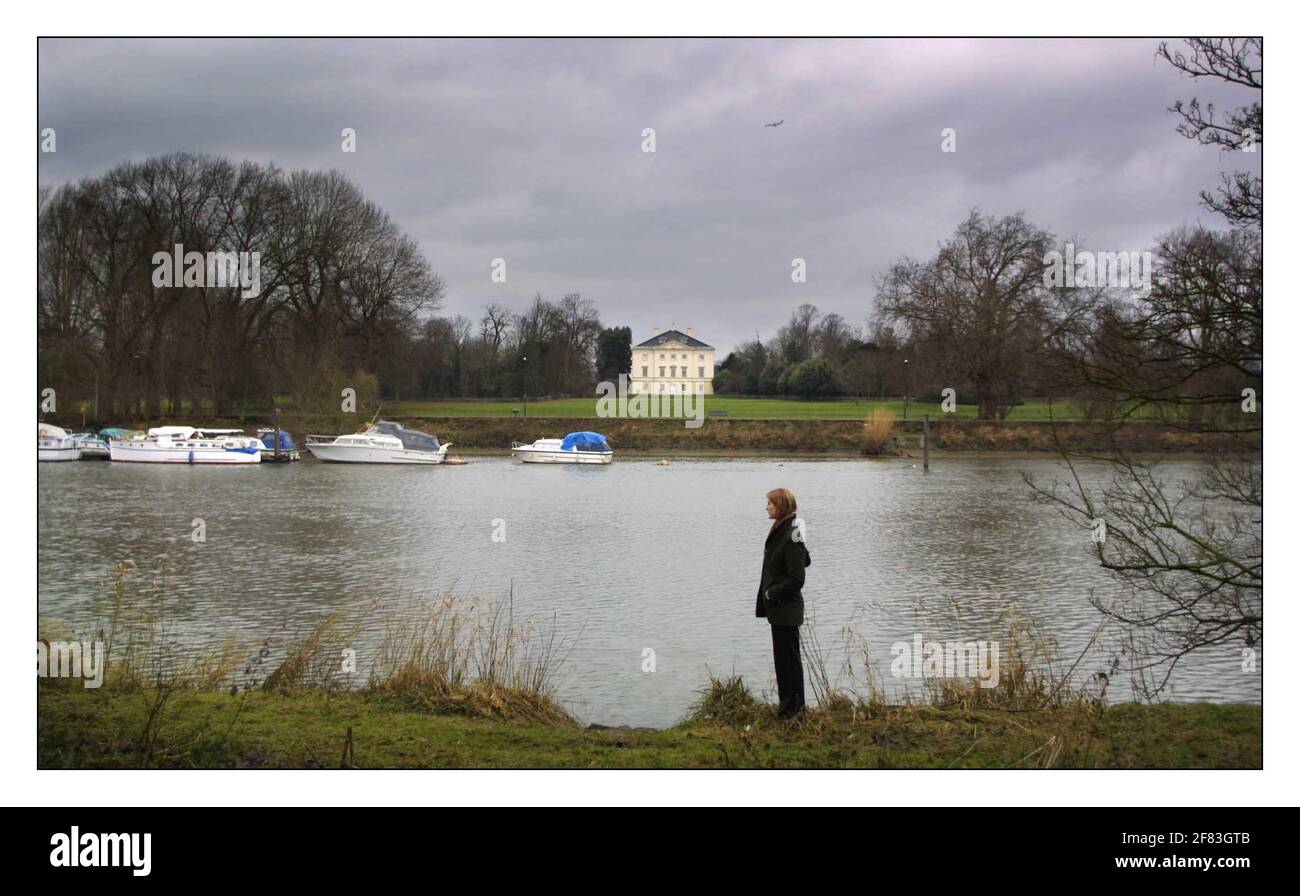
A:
[634,329,714,349]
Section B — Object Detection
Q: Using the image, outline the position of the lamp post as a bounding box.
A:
[522,355,528,418]
[902,357,910,421]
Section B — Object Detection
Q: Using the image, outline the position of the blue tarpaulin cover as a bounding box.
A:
[561,431,611,452]
[259,429,297,451]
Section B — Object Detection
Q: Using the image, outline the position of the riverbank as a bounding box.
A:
[450,446,1250,462]
[48,413,1260,457]
[402,417,1261,456]
[37,681,1260,769]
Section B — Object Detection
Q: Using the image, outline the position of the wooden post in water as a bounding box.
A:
[273,406,281,462]
[922,413,930,471]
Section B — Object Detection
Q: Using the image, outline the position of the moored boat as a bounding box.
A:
[38,423,82,462]
[256,427,300,462]
[99,427,143,442]
[511,431,613,464]
[68,432,110,459]
[108,426,263,464]
[306,420,450,465]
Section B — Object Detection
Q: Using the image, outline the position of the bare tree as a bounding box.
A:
[554,292,601,395]
[1158,38,1262,228]
[1027,41,1263,694]
[480,302,512,354]
[876,209,1095,419]
[38,155,442,416]
[1058,226,1260,431]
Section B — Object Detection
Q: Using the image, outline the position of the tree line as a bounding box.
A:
[38,153,631,417]
[717,207,1258,424]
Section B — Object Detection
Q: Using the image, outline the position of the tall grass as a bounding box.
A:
[45,560,1120,755]
[364,592,577,726]
[689,591,1113,737]
[88,559,243,692]
[42,562,580,732]
[249,588,580,726]
[39,560,248,765]
[861,408,895,455]
[686,672,763,725]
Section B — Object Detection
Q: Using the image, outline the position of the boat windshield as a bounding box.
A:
[371,420,440,452]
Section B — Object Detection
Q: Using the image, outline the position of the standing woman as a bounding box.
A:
[756,487,811,719]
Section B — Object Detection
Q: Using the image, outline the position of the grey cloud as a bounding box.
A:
[38,37,1259,355]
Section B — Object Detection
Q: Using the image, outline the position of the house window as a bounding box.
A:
[698,367,704,378]
[641,366,648,378]
[670,366,677,377]
[659,367,665,377]
[697,383,704,392]
[699,354,704,360]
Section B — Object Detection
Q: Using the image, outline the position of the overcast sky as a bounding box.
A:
[37,38,1259,356]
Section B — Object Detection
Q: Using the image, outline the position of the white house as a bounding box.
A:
[628,328,716,395]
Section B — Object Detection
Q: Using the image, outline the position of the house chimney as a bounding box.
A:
[653,327,659,336]
[687,327,693,338]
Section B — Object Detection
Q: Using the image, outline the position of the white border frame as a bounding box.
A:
[6,1,1289,807]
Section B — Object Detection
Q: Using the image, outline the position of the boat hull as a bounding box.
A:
[307,444,448,464]
[38,446,82,462]
[108,442,261,464]
[511,448,613,464]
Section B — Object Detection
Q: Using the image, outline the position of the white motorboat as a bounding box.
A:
[38,423,82,462]
[69,432,110,459]
[306,420,450,465]
[511,431,613,464]
[108,426,263,464]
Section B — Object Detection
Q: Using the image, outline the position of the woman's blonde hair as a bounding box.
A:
[766,487,797,518]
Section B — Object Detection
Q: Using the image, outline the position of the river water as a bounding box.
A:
[37,456,1261,727]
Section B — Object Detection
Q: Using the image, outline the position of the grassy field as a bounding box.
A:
[37,682,1260,769]
[388,397,1093,421]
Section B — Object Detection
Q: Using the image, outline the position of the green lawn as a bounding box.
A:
[69,395,1242,426]
[388,398,1095,421]
[38,684,1261,769]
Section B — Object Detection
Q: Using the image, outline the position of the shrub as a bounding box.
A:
[862,408,895,455]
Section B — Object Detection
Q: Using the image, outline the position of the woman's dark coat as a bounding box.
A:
[756,514,811,626]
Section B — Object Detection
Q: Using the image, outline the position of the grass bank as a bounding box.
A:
[389,397,1080,421]
[390,416,1259,456]
[37,681,1260,769]
[37,565,1260,769]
